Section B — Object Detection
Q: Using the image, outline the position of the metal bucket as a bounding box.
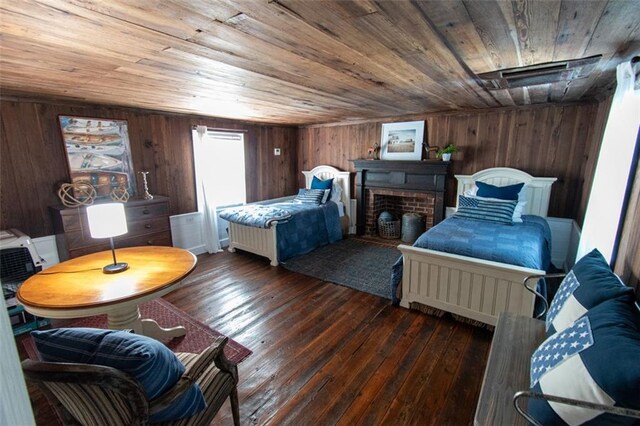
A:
[401,213,425,243]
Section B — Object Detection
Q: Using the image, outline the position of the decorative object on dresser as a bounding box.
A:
[396,167,557,327]
[352,159,449,236]
[379,120,425,161]
[50,196,172,261]
[57,181,97,207]
[110,185,130,202]
[139,171,153,200]
[58,116,136,199]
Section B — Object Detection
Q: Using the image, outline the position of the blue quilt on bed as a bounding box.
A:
[220,201,342,261]
[390,215,552,304]
[219,204,292,228]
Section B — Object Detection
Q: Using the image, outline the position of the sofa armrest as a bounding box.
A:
[523,273,567,318]
[513,390,640,426]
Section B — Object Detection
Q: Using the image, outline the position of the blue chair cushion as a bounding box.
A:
[529,298,640,425]
[546,249,635,335]
[31,328,206,423]
[475,181,524,200]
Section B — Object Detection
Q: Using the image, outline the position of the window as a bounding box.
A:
[577,61,640,263]
[192,129,246,209]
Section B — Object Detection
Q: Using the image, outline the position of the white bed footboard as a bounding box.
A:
[227,222,278,266]
[399,245,544,326]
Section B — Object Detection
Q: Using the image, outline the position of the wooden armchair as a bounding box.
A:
[22,336,240,426]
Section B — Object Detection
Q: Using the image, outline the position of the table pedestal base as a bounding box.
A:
[107,305,186,340]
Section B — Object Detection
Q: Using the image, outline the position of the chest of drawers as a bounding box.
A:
[50,196,172,260]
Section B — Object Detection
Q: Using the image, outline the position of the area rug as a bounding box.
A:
[281,238,401,299]
[21,298,251,364]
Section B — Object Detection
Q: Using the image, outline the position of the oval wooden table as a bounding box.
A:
[17,246,197,340]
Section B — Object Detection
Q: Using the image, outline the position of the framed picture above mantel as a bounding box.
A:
[380,120,425,161]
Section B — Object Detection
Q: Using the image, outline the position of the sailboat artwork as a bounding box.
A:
[59,116,136,198]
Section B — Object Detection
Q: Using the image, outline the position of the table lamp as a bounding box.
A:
[86,203,129,273]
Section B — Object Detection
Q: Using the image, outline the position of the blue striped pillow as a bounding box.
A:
[294,188,325,204]
[31,328,205,422]
[455,195,517,224]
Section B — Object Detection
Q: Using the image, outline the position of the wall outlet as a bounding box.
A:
[274,148,281,156]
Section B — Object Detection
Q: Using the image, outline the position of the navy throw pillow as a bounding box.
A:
[311,176,333,191]
[529,298,640,425]
[476,181,524,201]
[31,328,206,423]
[546,249,635,335]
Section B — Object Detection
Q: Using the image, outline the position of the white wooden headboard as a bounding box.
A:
[455,167,557,217]
[302,165,351,221]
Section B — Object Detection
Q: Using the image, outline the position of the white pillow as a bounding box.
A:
[321,189,331,204]
[330,182,343,203]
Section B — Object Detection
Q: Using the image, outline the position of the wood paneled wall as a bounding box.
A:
[298,101,610,222]
[0,99,298,238]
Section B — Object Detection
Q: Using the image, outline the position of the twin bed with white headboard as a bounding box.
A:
[226,165,351,266]
[398,167,557,326]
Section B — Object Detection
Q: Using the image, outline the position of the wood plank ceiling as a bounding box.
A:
[1,0,638,125]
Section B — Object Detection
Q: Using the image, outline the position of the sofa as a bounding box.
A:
[475,249,640,425]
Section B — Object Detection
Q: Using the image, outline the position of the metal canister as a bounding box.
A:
[401,213,425,243]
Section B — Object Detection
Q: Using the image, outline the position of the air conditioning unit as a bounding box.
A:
[478,55,602,90]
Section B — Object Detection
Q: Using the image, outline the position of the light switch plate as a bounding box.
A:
[274,148,281,156]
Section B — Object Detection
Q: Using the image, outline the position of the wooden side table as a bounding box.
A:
[17,246,196,340]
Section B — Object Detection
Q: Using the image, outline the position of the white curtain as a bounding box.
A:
[577,61,640,262]
[193,125,222,254]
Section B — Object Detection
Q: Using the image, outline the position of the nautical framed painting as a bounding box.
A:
[58,116,136,199]
[380,120,425,161]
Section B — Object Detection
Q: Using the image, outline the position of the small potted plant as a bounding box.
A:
[436,144,458,161]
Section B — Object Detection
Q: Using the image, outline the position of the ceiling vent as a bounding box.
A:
[478,55,601,90]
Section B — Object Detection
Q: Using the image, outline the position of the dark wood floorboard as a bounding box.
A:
[18,249,493,425]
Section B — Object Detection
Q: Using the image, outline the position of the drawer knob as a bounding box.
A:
[147,240,153,245]
[142,209,150,214]
[145,224,152,229]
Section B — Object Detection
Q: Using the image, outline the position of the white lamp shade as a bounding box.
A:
[86,203,128,238]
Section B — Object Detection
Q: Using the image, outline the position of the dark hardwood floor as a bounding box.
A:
[20,249,493,425]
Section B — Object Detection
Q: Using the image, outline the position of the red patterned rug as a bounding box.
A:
[22,298,251,364]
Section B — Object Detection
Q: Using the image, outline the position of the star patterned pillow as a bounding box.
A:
[546,249,635,335]
[529,298,640,425]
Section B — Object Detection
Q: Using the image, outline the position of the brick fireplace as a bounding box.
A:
[352,160,449,236]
